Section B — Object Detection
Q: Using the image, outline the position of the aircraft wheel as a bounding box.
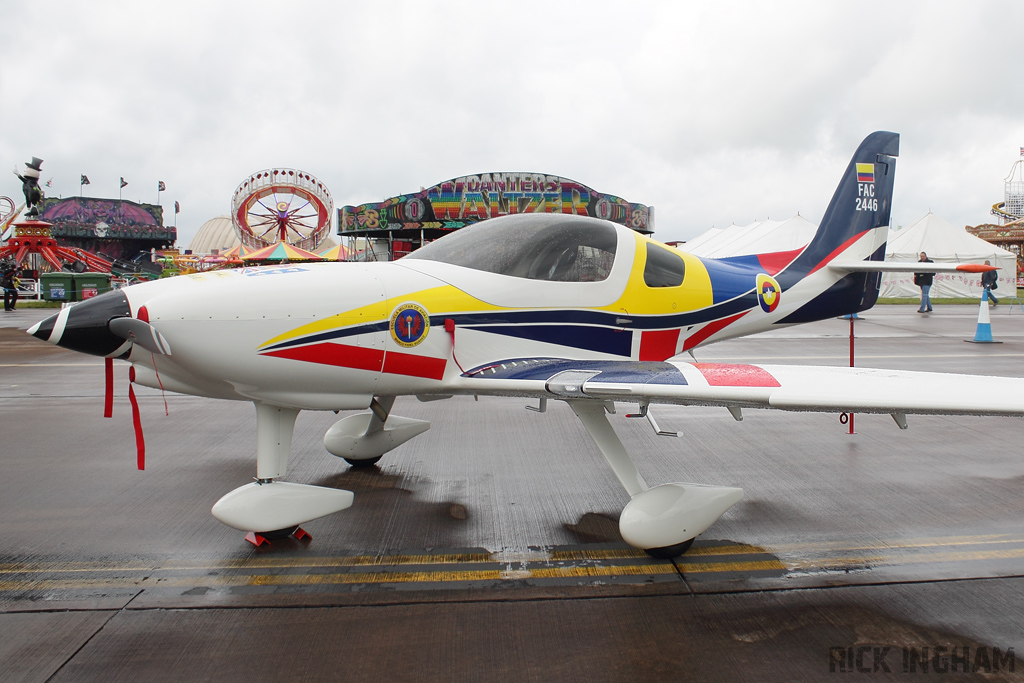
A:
[644,538,694,559]
[344,456,382,467]
[258,526,299,540]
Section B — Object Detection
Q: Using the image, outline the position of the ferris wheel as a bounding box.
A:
[231,168,333,251]
[0,196,20,240]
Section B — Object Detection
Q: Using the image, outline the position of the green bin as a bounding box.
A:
[73,272,113,301]
[40,272,76,302]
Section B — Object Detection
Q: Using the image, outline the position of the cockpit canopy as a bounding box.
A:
[405,214,618,283]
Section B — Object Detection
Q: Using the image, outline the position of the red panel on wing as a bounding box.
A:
[756,247,805,276]
[382,351,447,380]
[682,311,747,351]
[639,329,680,361]
[261,342,384,372]
[694,363,781,387]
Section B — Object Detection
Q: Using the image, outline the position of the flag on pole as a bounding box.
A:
[120,177,128,188]
[158,181,166,191]
[80,175,90,185]
[45,178,52,188]
[174,201,180,214]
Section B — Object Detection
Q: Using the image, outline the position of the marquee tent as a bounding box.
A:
[678,227,724,253]
[680,215,816,258]
[880,212,1017,299]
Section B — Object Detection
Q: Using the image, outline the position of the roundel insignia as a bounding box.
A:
[390,303,430,347]
[756,274,781,313]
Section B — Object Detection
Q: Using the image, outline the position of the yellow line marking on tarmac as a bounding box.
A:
[0,552,495,575]
[0,559,794,592]
[0,546,770,575]
[768,534,1024,555]
[1,533,1019,592]
[785,547,1024,572]
[4,534,1015,576]
[547,544,767,562]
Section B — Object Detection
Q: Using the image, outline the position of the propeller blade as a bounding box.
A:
[104,357,114,417]
[108,317,172,355]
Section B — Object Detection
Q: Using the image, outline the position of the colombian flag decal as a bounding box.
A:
[757,274,781,313]
[856,163,874,183]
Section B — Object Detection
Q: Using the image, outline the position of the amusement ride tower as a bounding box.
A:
[991,155,1024,224]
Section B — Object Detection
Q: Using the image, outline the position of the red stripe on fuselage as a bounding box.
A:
[683,311,747,351]
[694,363,780,387]
[262,342,384,371]
[806,230,870,276]
[382,351,447,380]
[260,342,446,380]
[639,329,680,361]
[756,247,805,276]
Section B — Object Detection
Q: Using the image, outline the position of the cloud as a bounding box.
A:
[2,0,1023,248]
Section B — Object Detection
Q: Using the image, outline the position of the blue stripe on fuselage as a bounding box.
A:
[261,297,763,353]
[465,325,633,357]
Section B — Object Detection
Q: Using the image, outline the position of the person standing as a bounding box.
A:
[2,265,19,311]
[981,260,999,306]
[913,252,934,313]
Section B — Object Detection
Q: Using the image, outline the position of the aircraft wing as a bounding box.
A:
[452,359,1024,417]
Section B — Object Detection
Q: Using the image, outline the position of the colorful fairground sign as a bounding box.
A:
[339,173,653,235]
[38,197,173,242]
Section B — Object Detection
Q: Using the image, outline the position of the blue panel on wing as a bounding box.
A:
[466,325,633,357]
[466,358,687,386]
[588,362,690,386]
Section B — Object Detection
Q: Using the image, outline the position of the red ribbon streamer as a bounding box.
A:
[128,366,145,470]
[445,318,466,373]
[104,357,114,418]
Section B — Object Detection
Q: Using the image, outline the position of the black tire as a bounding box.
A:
[344,456,382,467]
[258,526,299,540]
[644,537,694,559]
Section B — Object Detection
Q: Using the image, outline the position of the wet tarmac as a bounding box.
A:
[2,304,1024,681]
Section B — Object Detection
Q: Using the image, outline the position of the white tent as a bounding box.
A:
[679,227,724,253]
[719,215,817,257]
[680,214,816,258]
[880,212,1017,299]
[689,220,780,257]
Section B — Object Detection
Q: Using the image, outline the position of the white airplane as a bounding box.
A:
[28,132,1022,557]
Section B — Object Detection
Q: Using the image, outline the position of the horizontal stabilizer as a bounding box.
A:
[830,261,997,274]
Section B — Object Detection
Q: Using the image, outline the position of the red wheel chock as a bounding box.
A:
[292,527,311,541]
[245,532,269,547]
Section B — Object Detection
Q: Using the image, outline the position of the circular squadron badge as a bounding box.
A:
[756,274,781,313]
[390,303,430,347]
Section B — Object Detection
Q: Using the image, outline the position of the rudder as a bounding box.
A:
[779,131,899,287]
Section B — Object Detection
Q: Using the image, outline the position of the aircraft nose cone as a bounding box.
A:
[27,289,132,357]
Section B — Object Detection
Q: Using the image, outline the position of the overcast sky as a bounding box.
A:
[2,0,1022,248]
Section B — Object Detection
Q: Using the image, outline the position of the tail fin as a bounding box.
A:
[776,131,899,320]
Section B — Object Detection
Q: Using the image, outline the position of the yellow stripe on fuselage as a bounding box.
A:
[258,297,392,349]
[258,285,506,349]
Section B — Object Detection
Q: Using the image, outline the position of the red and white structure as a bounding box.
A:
[231,168,333,252]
